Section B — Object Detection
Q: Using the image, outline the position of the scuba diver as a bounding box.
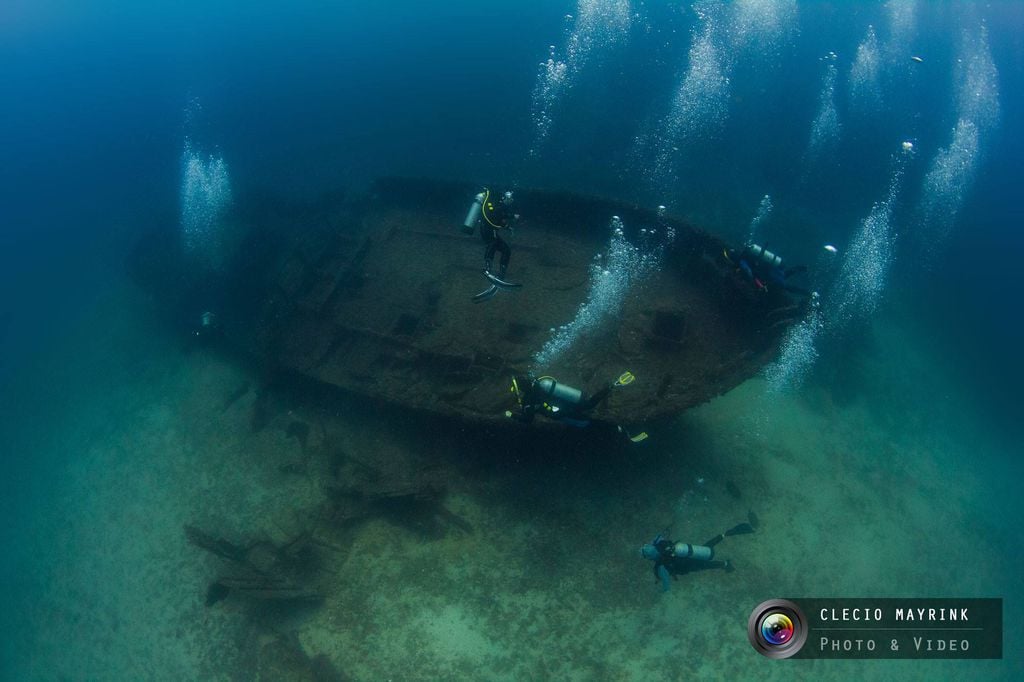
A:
[507,371,648,442]
[640,518,757,592]
[462,188,522,302]
[183,310,223,352]
[724,243,809,297]
[193,311,220,339]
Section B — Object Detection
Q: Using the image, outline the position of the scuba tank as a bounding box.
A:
[533,376,582,410]
[746,243,782,268]
[462,191,485,235]
[673,542,714,561]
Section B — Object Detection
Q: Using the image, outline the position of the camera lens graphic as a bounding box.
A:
[748,599,808,659]
[760,612,794,645]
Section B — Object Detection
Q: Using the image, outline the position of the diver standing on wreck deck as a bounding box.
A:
[463,188,521,301]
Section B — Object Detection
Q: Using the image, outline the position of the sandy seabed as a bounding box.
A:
[3,283,1020,681]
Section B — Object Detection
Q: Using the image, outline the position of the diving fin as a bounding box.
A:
[472,285,499,303]
[614,371,635,387]
[618,425,649,443]
[484,270,523,289]
[724,522,755,536]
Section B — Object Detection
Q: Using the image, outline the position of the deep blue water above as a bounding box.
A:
[2,2,1020,383]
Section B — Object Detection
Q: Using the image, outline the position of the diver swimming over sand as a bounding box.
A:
[462,187,523,302]
[641,513,758,591]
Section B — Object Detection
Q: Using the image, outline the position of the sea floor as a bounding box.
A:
[3,281,1021,681]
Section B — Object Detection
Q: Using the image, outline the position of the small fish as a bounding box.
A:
[824,244,838,254]
[911,56,924,63]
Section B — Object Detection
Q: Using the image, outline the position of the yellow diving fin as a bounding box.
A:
[617,425,649,443]
[614,371,635,387]
[510,377,523,406]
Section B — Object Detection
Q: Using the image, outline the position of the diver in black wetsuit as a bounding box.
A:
[640,520,756,592]
[511,375,614,426]
[462,188,521,302]
[507,372,649,441]
[478,189,517,279]
[724,244,809,297]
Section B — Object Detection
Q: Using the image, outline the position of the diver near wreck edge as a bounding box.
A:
[507,371,648,442]
[724,243,809,297]
[463,188,522,302]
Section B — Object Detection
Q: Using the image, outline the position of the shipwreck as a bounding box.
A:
[129,177,806,428]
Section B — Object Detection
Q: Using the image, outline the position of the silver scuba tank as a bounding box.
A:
[534,377,583,407]
[746,243,782,268]
[673,542,714,561]
[462,192,484,234]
